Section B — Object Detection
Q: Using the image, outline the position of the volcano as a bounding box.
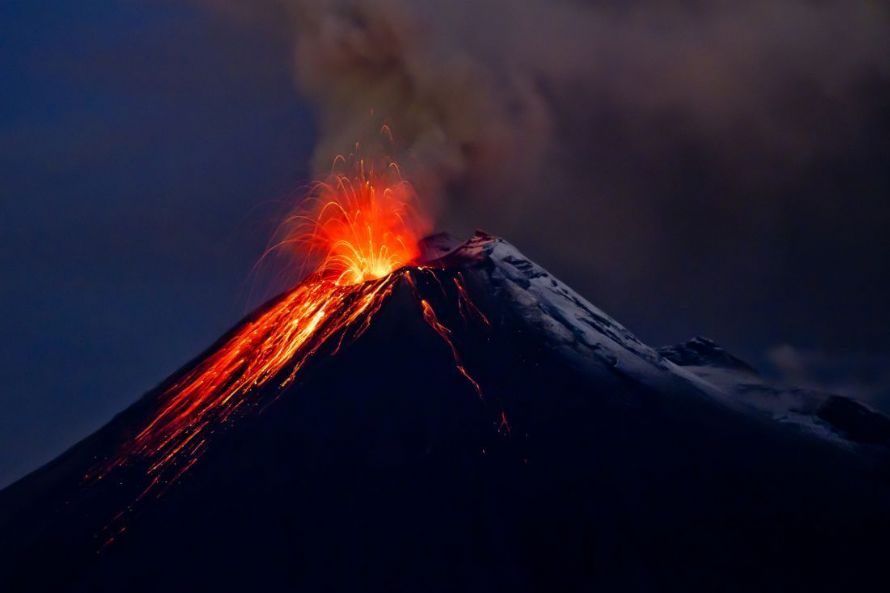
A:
[2,232,889,592]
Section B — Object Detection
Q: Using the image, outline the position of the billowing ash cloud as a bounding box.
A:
[258,0,559,218]
[210,0,889,225]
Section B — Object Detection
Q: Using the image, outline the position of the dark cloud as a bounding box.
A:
[766,344,890,413]
[211,0,890,210]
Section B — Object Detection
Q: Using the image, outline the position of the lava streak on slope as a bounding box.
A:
[93,151,495,532]
[97,274,400,485]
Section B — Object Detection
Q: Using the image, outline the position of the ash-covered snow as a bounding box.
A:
[659,336,755,373]
[660,337,890,446]
[455,234,663,375]
[450,232,890,448]
[447,233,737,405]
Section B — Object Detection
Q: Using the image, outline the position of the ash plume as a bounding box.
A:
[210,0,888,215]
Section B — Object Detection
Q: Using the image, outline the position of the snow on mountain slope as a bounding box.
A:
[448,233,717,391]
[660,336,890,446]
[454,232,890,447]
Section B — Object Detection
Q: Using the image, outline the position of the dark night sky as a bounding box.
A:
[1,0,889,487]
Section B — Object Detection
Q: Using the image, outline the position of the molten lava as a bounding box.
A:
[286,154,430,285]
[95,152,496,535]
[103,276,399,485]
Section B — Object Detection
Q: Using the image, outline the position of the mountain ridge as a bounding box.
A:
[2,232,889,592]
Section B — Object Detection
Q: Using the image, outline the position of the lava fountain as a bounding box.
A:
[287,153,430,285]
[93,150,493,537]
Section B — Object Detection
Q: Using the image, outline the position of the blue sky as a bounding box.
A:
[0,0,315,486]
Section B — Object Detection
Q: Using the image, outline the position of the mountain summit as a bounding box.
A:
[2,232,888,592]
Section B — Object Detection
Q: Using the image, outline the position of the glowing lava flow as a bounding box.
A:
[94,153,491,510]
[282,152,431,285]
[97,275,399,483]
[405,271,484,399]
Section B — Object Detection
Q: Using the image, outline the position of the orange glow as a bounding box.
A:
[95,150,432,492]
[96,274,400,485]
[287,153,431,285]
[94,149,502,546]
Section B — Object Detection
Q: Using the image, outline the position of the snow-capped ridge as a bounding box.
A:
[451,232,668,382]
[659,336,757,374]
[444,231,890,449]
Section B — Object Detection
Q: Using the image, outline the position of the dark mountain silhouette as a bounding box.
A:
[2,233,889,592]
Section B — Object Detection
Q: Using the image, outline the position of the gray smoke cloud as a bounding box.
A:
[210,0,889,230]
[767,344,890,413]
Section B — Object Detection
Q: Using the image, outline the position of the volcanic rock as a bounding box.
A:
[2,232,888,593]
